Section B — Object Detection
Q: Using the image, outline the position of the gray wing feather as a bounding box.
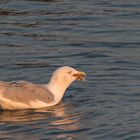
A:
[0,81,54,105]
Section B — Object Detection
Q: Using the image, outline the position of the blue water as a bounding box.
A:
[0,0,140,139]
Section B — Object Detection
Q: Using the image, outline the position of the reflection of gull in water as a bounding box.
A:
[0,103,85,140]
[0,66,86,110]
[0,102,80,122]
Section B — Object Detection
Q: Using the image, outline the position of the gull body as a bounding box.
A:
[0,66,86,110]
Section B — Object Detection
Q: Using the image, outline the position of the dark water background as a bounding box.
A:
[0,0,140,140]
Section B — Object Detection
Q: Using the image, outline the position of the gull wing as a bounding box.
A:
[0,81,54,110]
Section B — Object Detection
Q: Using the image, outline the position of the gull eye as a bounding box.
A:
[68,71,72,74]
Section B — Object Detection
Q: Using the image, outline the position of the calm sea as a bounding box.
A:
[0,0,140,140]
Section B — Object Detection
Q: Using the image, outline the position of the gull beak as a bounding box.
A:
[73,71,86,81]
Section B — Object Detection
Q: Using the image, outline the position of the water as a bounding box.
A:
[0,0,140,139]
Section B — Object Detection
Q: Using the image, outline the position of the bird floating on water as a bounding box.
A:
[0,66,86,110]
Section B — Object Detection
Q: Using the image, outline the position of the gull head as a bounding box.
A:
[49,66,86,90]
[47,66,86,105]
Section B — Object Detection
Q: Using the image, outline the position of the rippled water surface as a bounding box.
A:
[0,0,140,140]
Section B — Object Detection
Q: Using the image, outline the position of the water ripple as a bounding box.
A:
[0,0,140,139]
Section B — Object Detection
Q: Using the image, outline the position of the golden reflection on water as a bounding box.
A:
[0,103,83,139]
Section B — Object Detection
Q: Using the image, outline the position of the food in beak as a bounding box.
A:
[73,71,86,80]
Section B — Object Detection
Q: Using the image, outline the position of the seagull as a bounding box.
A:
[0,66,86,110]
